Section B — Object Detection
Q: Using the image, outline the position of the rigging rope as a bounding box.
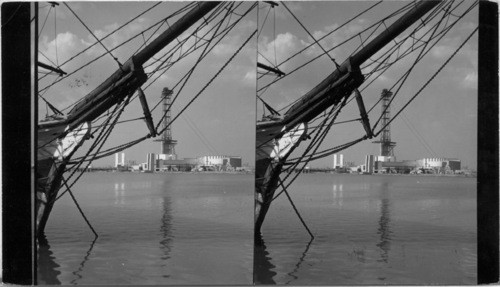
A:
[373,26,478,138]
[64,3,123,67]
[279,178,315,239]
[365,1,477,129]
[57,93,131,200]
[370,1,448,132]
[38,2,164,83]
[281,1,338,66]
[153,4,231,132]
[54,5,59,67]
[156,29,257,137]
[275,4,476,173]
[38,5,52,38]
[62,176,98,239]
[39,3,192,96]
[271,97,348,202]
[71,23,257,163]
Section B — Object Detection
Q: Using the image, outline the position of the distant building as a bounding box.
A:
[378,160,417,174]
[155,158,199,172]
[199,155,242,171]
[377,155,396,162]
[156,153,177,160]
[146,153,156,172]
[359,154,462,174]
[333,154,344,168]
[115,152,125,168]
[417,158,461,173]
[365,155,375,173]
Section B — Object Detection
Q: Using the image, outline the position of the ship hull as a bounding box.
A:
[36,122,90,237]
[255,122,307,236]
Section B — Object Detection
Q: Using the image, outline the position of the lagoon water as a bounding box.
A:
[38,172,476,285]
[38,172,253,285]
[255,173,477,285]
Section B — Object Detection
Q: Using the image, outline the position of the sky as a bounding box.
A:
[257,1,478,170]
[36,1,478,170]
[36,2,257,167]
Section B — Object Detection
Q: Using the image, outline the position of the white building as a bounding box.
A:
[198,155,242,169]
[333,153,344,168]
[115,152,125,167]
[156,153,177,160]
[417,158,461,171]
[146,153,156,172]
[377,155,396,162]
[365,154,375,173]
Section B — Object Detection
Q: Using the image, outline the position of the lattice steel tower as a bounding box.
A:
[154,88,177,156]
[373,89,396,156]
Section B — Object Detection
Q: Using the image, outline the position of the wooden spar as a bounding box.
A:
[38,61,67,75]
[133,2,220,66]
[258,62,286,77]
[65,2,220,129]
[355,89,373,138]
[275,0,441,131]
[137,88,157,137]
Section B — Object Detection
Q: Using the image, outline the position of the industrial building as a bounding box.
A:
[141,154,242,172]
[198,155,242,171]
[358,156,461,174]
[142,154,199,172]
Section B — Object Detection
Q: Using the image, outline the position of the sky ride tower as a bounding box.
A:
[373,89,396,160]
[154,88,177,160]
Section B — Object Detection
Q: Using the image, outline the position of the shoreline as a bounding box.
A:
[303,171,477,178]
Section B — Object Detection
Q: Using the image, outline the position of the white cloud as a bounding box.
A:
[39,32,85,65]
[213,42,238,57]
[461,71,477,89]
[243,69,256,86]
[82,19,150,60]
[431,44,455,59]
[258,32,300,68]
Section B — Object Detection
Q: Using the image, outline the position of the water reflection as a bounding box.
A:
[114,182,125,205]
[70,238,98,284]
[254,233,277,284]
[38,235,98,285]
[332,183,344,207]
[285,238,314,284]
[376,181,392,263]
[37,235,61,285]
[254,233,315,285]
[159,182,174,278]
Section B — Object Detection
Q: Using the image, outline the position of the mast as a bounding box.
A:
[63,2,220,130]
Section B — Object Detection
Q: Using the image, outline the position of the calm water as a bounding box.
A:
[38,172,253,285]
[255,173,477,285]
[39,172,476,285]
